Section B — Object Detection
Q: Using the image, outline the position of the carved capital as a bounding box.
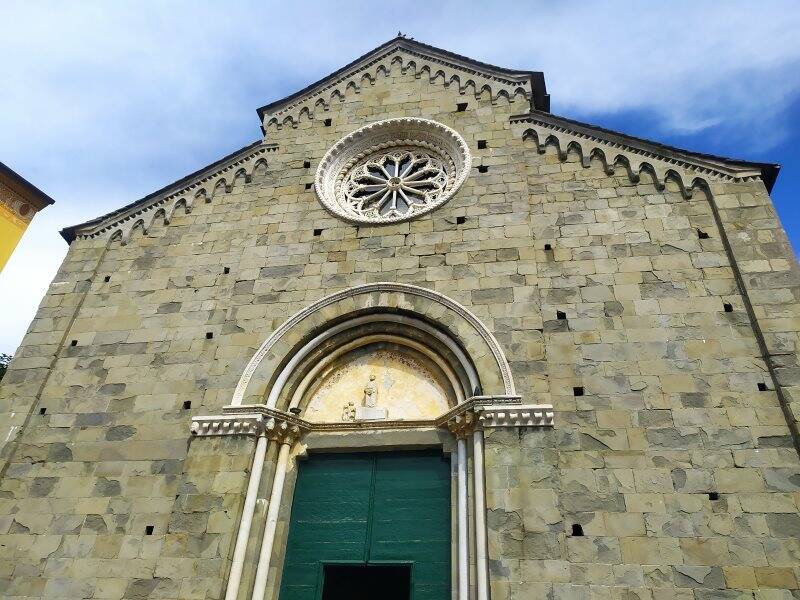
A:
[444,410,478,439]
[264,416,302,445]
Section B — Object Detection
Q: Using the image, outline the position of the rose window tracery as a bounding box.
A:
[343,149,449,219]
[315,118,471,224]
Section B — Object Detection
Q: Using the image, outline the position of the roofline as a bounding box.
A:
[511,110,780,193]
[0,161,56,209]
[60,140,265,243]
[256,36,550,121]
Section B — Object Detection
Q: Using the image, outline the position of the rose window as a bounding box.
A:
[315,118,471,225]
[343,149,449,219]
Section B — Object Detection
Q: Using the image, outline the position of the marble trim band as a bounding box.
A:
[190,396,554,437]
[231,282,516,406]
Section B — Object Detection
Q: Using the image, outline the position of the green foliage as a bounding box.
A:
[0,353,11,382]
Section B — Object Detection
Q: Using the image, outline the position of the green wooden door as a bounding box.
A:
[279,450,451,600]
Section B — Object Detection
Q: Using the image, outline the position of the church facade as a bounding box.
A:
[1,37,799,600]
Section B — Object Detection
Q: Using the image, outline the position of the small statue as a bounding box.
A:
[363,374,378,408]
[341,401,356,422]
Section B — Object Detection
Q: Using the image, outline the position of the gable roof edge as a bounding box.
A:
[257,36,550,124]
[511,111,779,192]
[60,140,276,244]
[0,161,56,210]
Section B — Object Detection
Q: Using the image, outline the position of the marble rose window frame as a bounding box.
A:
[315,118,471,225]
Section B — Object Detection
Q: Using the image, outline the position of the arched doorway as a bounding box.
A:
[189,283,552,600]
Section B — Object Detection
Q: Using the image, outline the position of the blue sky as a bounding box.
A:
[1,1,799,354]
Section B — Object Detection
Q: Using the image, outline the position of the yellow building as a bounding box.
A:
[0,161,54,272]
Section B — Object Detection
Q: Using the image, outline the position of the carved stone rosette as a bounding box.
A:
[315,118,471,225]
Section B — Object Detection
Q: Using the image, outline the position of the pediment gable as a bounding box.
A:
[257,36,550,130]
[59,38,779,245]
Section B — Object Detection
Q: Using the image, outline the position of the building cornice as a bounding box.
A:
[60,141,278,244]
[0,161,55,210]
[189,396,554,438]
[511,111,779,192]
[259,36,548,131]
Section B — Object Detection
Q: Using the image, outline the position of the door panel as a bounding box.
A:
[369,451,451,600]
[279,454,373,600]
[278,450,451,600]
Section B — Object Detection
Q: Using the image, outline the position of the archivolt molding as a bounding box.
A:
[231,282,517,406]
[263,47,531,131]
[512,115,766,197]
[70,143,277,244]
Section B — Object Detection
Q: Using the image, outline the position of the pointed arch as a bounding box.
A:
[298,106,312,122]
[212,178,229,199]
[612,154,639,183]
[565,140,588,166]
[637,162,665,190]
[589,147,614,175]
[665,169,692,199]
[148,207,168,230]
[233,168,249,186]
[251,158,269,181]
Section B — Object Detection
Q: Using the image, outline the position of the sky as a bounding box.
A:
[1,0,800,354]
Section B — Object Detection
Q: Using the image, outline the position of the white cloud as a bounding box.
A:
[1,0,800,352]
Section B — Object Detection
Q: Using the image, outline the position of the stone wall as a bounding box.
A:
[1,61,799,600]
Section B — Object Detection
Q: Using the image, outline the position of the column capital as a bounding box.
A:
[444,410,479,439]
[264,416,302,445]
